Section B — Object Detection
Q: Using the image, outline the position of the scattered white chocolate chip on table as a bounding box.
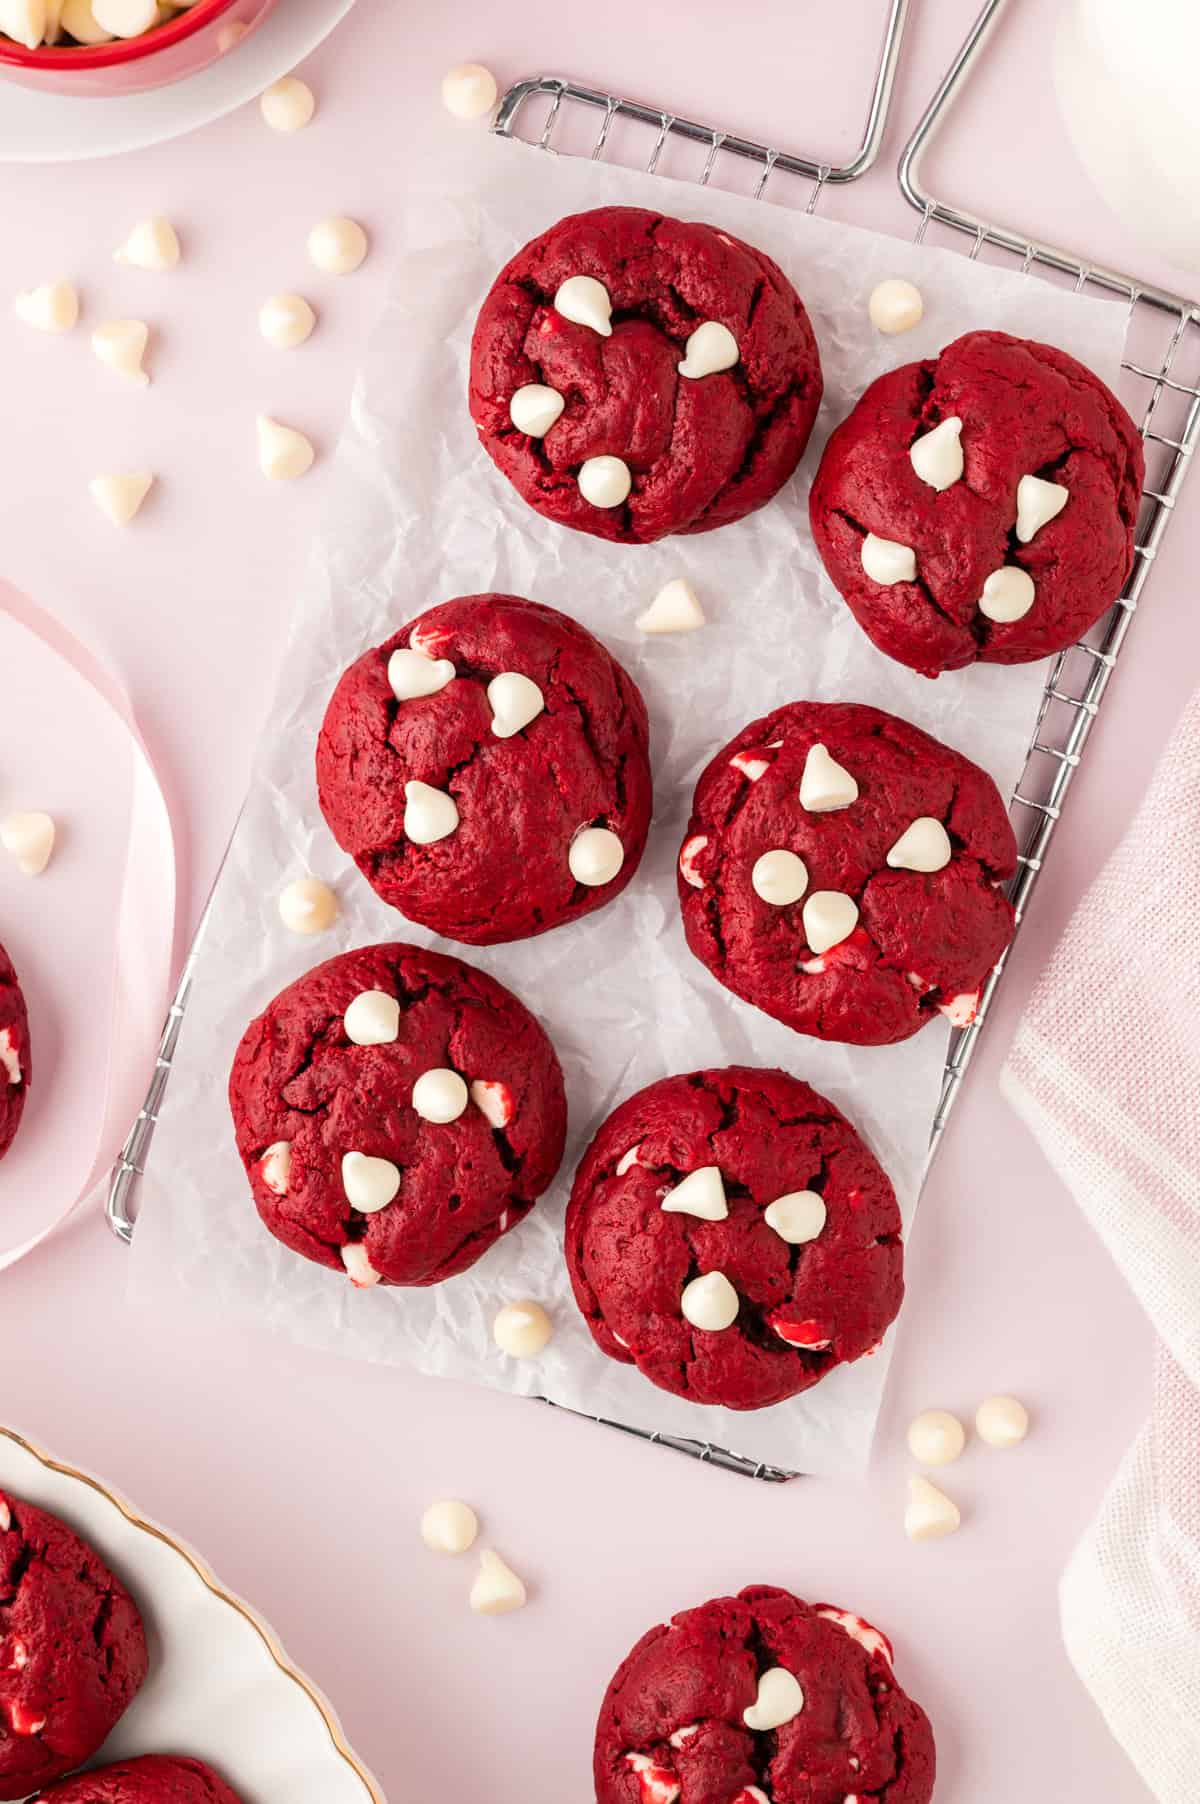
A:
[403,779,459,845]
[905,1475,962,1542]
[92,319,150,386]
[680,1271,739,1332]
[14,280,79,334]
[799,742,858,813]
[554,274,612,336]
[868,277,924,334]
[411,1067,468,1124]
[568,825,624,887]
[470,1549,528,1616]
[487,671,544,738]
[636,577,706,634]
[493,1300,554,1359]
[420,1499,478,1555]
[743,1667,804,1732]
[440,61,498,121]
[341,1150,401,1213]
[508,383,564,437]
[577,454,631,509]
[388,646,454,701]
[1015,473,1069,543]
[887,817,952,873]
[90,472,154,526]
[277,875,338,934]
[343,989,400,1046]
[976,1394,1030,1448]
[861,532,917,585]
[661,1166,728,1222]
[978,566,1035,624]
[763,1190,826,1244]
[257,415,315,481]
[751,848,808,907]
[0,811,55,877]
[678,320,739,379]
[260,75,315,133]
[114,217,181,272]
[906,1409,966,1466]
[308,217,369,276]
[909,416,963,491]
[259,293,316,350]
[802,890,859,956]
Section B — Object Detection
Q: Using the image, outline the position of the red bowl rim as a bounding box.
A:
[0,0,238,69]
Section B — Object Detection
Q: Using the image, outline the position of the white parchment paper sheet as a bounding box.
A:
[131,137,1128,1475]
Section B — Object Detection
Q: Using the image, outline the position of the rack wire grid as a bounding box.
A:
[108,0,1200,1484]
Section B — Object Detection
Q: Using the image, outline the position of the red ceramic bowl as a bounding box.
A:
[0,0,279,96]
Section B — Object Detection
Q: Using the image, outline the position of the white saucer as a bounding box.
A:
[0,0,357,162]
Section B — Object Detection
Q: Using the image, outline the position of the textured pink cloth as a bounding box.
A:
[1003,687,1200,1804]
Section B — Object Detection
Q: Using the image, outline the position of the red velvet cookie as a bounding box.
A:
[0,1493,148,1800]
[34,1758,242,1804]
[0,944,29,1162]
[678,701,1017,1046]
[316,596,652,946]
[229,942,567,1288]
[809,329,1144,675]
[565,1067,903,1411]
[595,1585,935,1804]
[468,205,823,543]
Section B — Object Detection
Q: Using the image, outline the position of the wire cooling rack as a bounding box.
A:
[108,0,1200,1483]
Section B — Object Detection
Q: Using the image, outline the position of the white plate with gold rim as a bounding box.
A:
[0,0,356,163]
[0,1426,383,1804]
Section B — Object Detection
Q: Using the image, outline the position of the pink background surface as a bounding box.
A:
[3,0,1195,1798]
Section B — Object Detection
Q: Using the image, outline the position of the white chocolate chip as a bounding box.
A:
[868,277,923,334]
[307,217,368,276]
[0,811,55,876]
[578,455,631,509]
[259,1141,291,1195]
[260,75,315,132]
[0,1501,9,1531]
[344,990,400,1046]
[909,416,963,491]
[470,1549,527,1615]
[493,1300,554,1359]
[554,274,612,337]
[487,671,544,738]
[751,848,807,907]
[277,876,338,934]
[661,1166,728,1222]
[800,742,858,813]
[615,1143,641,1176]
[568,825,623,887]
[730,751,771,781]
[412,1068,468,1124]
[763,1190,826,1244]
[678,320,738,379]
[387,646,455,701]
[259,293,316,349]
[0,1030,19,1087]
[59,0,111,41]
[114,217,180,271]
[0,0,47,46]
[815,1607,894,1668]
[257,415,315,481]
[887,817,951,873]
[636,577,705,634]
[341,1150,401,1212]
[669,1727,698,1750]
[14,279,78,334]
[1015,474,1069,544]
[625,1755,680,1804]
[403,779,459,845]
[678,835,708,889]
[743,1666,804,1732]
[975,1394,1029,1448]
[89,472,154,526]
[421,1499,478,1554]
[40,0,66,40]
[340,1243,381,1288]
[440,62,497,120]
[93,0,155,33]
[92,319,150,386]
[905,1475,961,1541]
[907,1409,966,1466]
[861,532,916,585]
[802,891,858,956]
[680,1271,739,1332]
[508,383,564,437]
[978,566,1035,623]
[940,990,979,1028]
[470,1079,513,1129]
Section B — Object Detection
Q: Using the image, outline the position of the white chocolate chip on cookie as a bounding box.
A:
[508,384,564,437]
[554,275,612,336]
[680,1271,739,1332]
[403,780,459,845]
[568,825,623,887]
[412,1068,468,1124]
[488,671,544,738]
[752,849,808,907]
[909,416,963,491]
[661,1166,728,1222]
[744,1667,804,1732]
[678,320,738,379]
[799,742,858,813]
[343,990,400,1046]
[861,532,916,585]
[887,817,951,873]
[802,890,858,956]
[341,1150,401,1213]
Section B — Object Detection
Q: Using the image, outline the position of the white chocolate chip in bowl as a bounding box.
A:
[0,811,55,876]
[14,280,78,334]
[905,1475,961,1542]
[258,1141,291,1196]
[257,416,315,481]
[421,1499,478,1555]
[93,0,156,34]
[568,825,623,887]
[909,416,963,491]
[861,532,917,585]
[802,891,859,956]
[978,566,1035,623]
[751,848,807,907]
[680,1271,739,1332]
[470,1078,513,1129]
[907,1409,966,1466]
[763,1190,826,1244]
[678,320,739,379]
[487,671,543,738]
[578,455,631,509]
[976,1394,1030,1448]
[470,1549,528,1616]
[554,274,612,337]
[308,217,369,276]
[799,742,858,813]
[493,1300,554,1359]
[403,780,459,845]
[260,75,315,133]
[868,277,923,334]
[341,1150,401,1213]
[660,1166,728,1222]
[636,577,705,634]
[441,62,498,120]
[90,472,154,526]
[343,989,400,1046]
[412,1067,468,1124]
[59,0,112,43]
[887,817,951,873]
[341,1243,381,1288]
[508,384,564,437]
[92,319,150,386]
[743,1667,804,1732]
[0,0,47,47]
[1016,474,1068,544]
[387,647,454,701]
[277,876,337,934]
[114,217,180,271]
[259,294,316,350]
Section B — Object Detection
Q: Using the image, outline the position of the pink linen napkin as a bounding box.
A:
[1002,688,1200,1804]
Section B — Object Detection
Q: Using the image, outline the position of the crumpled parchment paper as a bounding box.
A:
[130,135,1129,1475]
